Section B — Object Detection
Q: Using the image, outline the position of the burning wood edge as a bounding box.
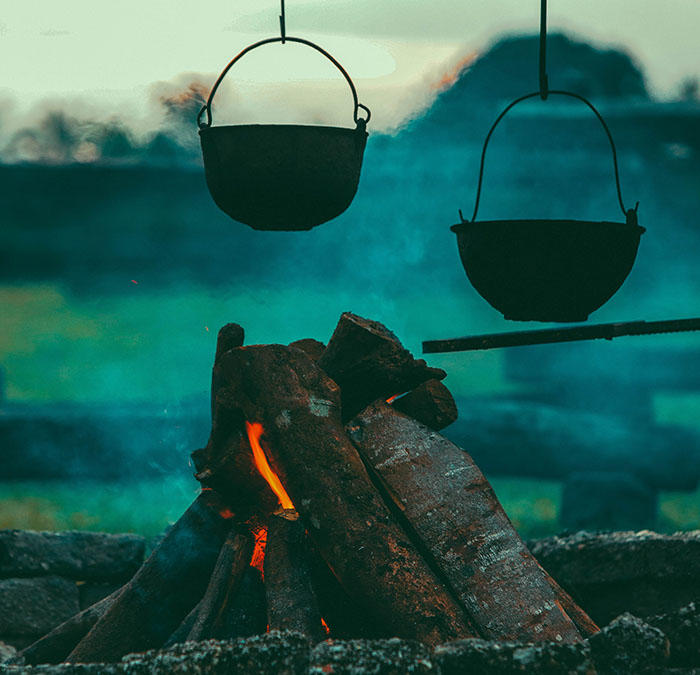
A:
[346,400,594,643]
[264,513,325,643]
[65,490,234,664]
[203,343,475,645]
[186,527,253,641]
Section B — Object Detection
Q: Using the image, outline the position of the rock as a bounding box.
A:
[529,530,700,624]
[289,339,326,362]
[647,602,700,667]
[310,637,434,674]
[0,641,17,665]
[560,472,657,531]
[0,531,145,582]
[0,577,79,637]
[434,638,594,674]
[120,631,310,674]
[587,613,669,674]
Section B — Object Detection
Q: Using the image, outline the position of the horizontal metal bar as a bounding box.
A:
[422,317,700,354]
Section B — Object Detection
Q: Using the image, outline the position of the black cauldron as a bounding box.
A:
[455,91,645,322]
[197,37,370,231]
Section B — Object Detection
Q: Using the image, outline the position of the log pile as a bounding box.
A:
[16,312,598,666]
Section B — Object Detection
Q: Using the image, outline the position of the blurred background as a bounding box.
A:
[1,0,699,539]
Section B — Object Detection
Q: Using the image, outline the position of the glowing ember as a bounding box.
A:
[386,394,400,404]
[219,508,235,519]
[246,421,295,510]
[321,617,330,635]
[250,525,268,577]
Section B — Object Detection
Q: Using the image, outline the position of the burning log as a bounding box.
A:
[66,490,233,663]
[186,527,253,641]
[318,312,446,420]
[346,401,587,643]
[199,343,475,645]
[211,323,245,418]
[391,379,458,430]
[19,589,121,665]
[264,512,324,642]
[289,338,326,361]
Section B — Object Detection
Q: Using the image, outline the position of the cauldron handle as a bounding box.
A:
[468,90,633,223]
[196,36,371,129]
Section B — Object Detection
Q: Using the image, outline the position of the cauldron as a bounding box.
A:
[197,37,370,231]
[455,91,645,322]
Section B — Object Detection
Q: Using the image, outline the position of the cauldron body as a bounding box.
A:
[451,219,645,322]
[200,123,367,232]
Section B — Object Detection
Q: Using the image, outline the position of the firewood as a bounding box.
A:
[391,379,458,430]
[318,312,446,420]
[211,323,245,418]
[214,566,267,639]
[163,602,199,648]
[346,401,587,643]
[66,490,234,663]
[186,527,252,641]
[264,513,324,642]
[19,588,121,665]
[202,343,475,646]
[543,573,600,638]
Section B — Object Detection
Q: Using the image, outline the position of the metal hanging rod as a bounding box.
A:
[539,0,548,99]
[422,318,700,353]
[280,0,286,43]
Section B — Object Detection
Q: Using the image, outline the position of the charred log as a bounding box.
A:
[347,401,586,643]
[392,379,458,430]
[289,338,326,361]
[186,528,253,641]
[201,343,475,646]
[318,312,446,420]
[264,513,324,642]
[66,490,233,663]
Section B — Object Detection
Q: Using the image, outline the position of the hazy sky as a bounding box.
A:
[1,1,699,131]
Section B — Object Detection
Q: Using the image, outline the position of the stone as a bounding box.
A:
[0,577,79,637]
[0,531,145,582]
[310,638,434,674]
[587,613,669,674]
[0,642,17,665]
[647,601,700,667]
[434,638,594,674]
[120,631,310,674]
[560,471,658,531]
[529,530,700,624]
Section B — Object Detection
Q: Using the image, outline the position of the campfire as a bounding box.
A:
[16,313,597,666]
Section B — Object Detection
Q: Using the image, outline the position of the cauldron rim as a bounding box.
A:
[451,219,646,235]
[198,123,367,136]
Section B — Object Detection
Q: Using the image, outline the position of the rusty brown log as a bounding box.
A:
[347,401,587,643]
[392,379,458,430]
[186,527,253,641]
[542,573,600,638]
[19,588,122,665]
[318,312,447,420]
[202,343,475,646]
[264,512,324,642]
[66,490,233,663]
[211,323,245,418]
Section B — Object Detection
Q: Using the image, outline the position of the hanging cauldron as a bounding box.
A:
[452,91,645,323]
[197,36,371,231]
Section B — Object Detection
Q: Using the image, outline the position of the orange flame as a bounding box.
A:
[386,394,400,404]
[246,421,295,510]
[321,617,330,635]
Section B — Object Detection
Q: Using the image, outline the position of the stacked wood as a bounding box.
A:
[264,513,324,642]
[66,490,234,663]
[202,343,475,645]
[346,400,583,643]
[318,312,447,420]
[391,379,458,430]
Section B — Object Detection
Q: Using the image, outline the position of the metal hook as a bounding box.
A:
[539,0,549,100]
[280,0,286,43]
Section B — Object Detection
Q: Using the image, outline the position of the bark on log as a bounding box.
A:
[264,513,324,642]
[66,490,233,663]
[346,401,586,643]
[392,379,458,431]
[186,528,252,641]
[318,312,446,421]
[163,602,199,648]
[543,572,600,638]
[211,323,245,418]
[214,566,267,639]
[205,344,474,646]
[19,588,121,665]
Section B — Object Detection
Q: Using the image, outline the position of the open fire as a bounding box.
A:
[14,312,598,667]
